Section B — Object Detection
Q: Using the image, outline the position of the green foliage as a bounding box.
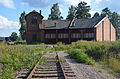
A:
[92,12,100,18]
[19,11,26,40]
[0,44,49,78]
[48,3,63,20]
[54,42,69,51]
[100,57,120,77]
[76,1,91,19]
[9,32,18,41]
[53,41,120,77]
[101,7,111,18]
[110,12,120,39]
[69,41,120,77]
[66,5,76,20]
[40,57,47,65]
[68,49,94,65]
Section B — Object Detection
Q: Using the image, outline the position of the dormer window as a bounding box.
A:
[31,16,37,24]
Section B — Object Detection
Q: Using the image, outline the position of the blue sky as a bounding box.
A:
[0,0,120,37]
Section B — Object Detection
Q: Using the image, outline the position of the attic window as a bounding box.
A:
[31,16,37,24]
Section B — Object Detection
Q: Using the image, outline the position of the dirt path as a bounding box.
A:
[57,51,117,79]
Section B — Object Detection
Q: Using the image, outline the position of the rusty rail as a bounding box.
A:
[56,52,76,79]
[17,52,76,79]
[26,56,43,79]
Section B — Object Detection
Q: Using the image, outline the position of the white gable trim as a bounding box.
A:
[94,16,107,28]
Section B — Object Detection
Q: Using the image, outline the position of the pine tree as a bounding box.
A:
[66,5,76,20]
[101,7,112,18]
[19,11,26,40]
[48,3,63,20]
[76,1,91,19]
[92,12,100,18]
[111,12,120,39]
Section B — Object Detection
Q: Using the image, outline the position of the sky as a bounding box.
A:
[0,0,120,37]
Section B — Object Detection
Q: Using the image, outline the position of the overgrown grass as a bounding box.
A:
[54,41,120,77]
[100,57,120,77]
[0,43,52,79]
[1,41,120,78]
[68,49,94,65]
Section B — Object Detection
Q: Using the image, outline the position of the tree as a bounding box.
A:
[111,12,120,39]
[48,3,63,20]
[19,11,26,40]
[9,32,18,41]
[76,1,91,19]
[101,7,112,19]
[92,12,100,18]
[66,5,76,20]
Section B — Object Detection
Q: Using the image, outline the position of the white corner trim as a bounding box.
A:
[94,17,107,28]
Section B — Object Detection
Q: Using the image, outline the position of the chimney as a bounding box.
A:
[40,10,41,15]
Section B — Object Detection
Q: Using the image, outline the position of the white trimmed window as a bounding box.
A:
[84,33,94,38]
[58,34,68,38]
[45,34,56,38]
[71,33,81,38]
[90,33,94,38]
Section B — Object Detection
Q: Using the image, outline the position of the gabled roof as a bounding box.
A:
[26,10,43,19]
[70,16,104,29]
[40,16,105,29]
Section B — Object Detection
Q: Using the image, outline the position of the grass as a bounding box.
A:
[68,49,94,65]
[1,41,120,78]
[53,41,120,77]
[100,57,120,77]
[0,42,53,79]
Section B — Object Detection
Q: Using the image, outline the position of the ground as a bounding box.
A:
[58,51,118,79]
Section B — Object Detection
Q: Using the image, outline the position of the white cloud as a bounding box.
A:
[60,0,91,6]
[0,16,20,29]
[21,0,91,8]
[62,0,80,6]
[0,0,15,9]
[95,0,102,3]
[21,0,51,8]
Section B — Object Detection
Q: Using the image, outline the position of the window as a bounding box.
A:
[71,33,81,38]
[90,33,94,38]
[84,33,89,38]
[31,16,37,24]
[45,34,56,38]
[58,34,68,38]
[32,34,37,42]
[84,33,94,38]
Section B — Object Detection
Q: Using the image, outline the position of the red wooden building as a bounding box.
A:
[25,10,116,44]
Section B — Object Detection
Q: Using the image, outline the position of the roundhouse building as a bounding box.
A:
[25,10,116,44]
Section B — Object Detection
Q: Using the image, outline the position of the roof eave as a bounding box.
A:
[94,16,107,28]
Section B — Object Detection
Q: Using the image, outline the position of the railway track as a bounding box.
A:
[17,52,76,79]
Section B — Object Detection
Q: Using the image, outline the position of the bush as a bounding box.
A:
[68,49,94,65]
